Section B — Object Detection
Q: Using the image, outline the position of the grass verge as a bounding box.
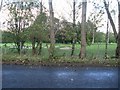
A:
[2,54,119,67]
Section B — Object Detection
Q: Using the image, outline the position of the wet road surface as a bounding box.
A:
[2,65,119,88]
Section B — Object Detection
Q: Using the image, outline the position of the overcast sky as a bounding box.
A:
[0,0,119,33]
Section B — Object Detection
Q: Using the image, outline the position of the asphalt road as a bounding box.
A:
[2,65,119,88]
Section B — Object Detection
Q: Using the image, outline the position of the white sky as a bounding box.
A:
[0,0,119,33]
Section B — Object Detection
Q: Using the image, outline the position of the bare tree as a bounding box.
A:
[79,0,87,59]
[105,1,109,59]
[40,0,43,13]
[105,20,109,59]
[104,0,117,39]
[0,0,3,44]
[0,0,3,11]
[88,10,104,44]
[71,0,76,56]
[116,1,120,58]
[38,0,43,55]
[48,0,55,58]
[104,0,120,58]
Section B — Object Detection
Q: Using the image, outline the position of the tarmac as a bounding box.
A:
[2,65,119,88]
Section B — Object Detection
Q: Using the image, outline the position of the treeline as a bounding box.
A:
[2,28,116,44]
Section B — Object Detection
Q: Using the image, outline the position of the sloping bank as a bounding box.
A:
[2,55,119,67]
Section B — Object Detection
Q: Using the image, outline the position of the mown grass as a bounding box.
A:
[1,43,117,58]
[1,43,119,66]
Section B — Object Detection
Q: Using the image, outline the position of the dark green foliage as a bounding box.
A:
[109,33,116,43]
[25,12,49,43]
[2,31,14,43]
[23,12,49,55]
[95,31,105,43]
[56,20,72,43]
[55,20,106,45]
[56,20,78,44]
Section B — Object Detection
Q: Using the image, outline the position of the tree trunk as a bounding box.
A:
[38,42,42,55]
[79,0,87,59]
[40,0,43,14]
[32,37,36,55]
[49,0,55,59]
[116,1,120,58]
[116,36,120,58]
[0,0,3,11]
[105,20,109,59]
[92,29,95,44]
[104,0,118,40]
[71,0,76,56]
[16,42,20,54]
[36,0,43,56]
[32,46,36,55]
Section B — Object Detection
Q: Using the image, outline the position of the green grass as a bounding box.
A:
[86,43,116,58]
[1,42,119,66]
[1,43,116,58]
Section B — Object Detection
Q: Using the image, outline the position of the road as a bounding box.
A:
[2,65,119,88]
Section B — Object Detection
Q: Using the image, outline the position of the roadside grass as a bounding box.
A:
[1,43,119,66]
[2,54,119,66]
